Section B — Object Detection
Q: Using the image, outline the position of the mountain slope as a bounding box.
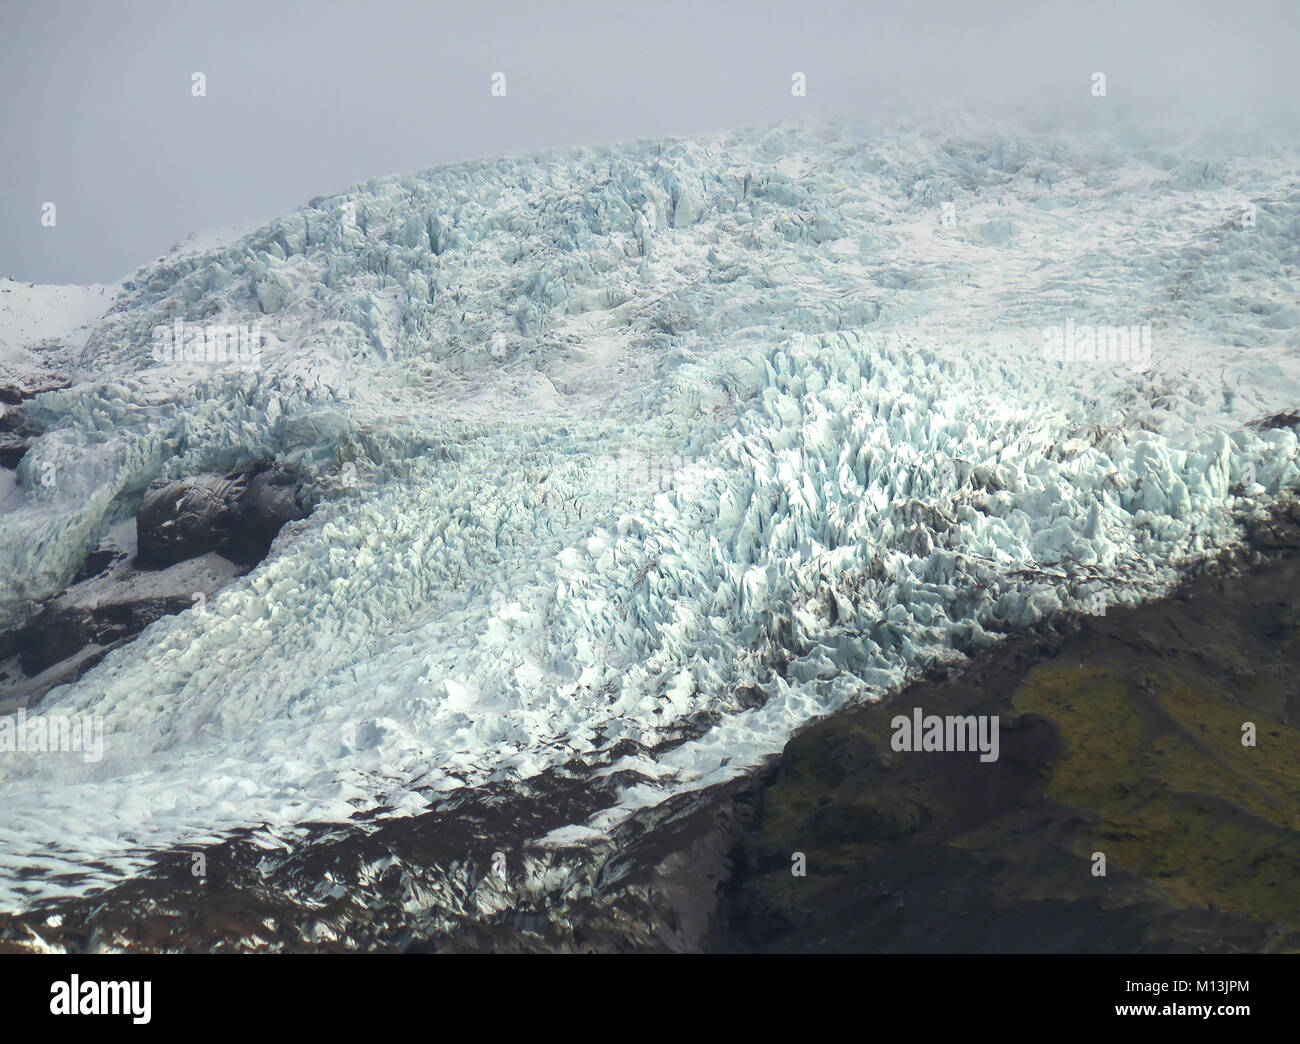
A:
[0,115,1298,916]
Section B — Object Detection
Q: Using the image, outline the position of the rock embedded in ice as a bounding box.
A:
[136,466,308,568]
[137,475,237,567]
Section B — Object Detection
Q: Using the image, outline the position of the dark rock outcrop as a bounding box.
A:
[12,598,194,678]
[72,547,129,584]
[136,474,240,567]
[221,467,311,566]
[0,403,40,469]
[0,435,35,469]
[1248,409,1300,432]
[137,465,308,568]
[0,374,69,405]
[704,506,1300,953]
[0,551,245,710]
[0,461,307,711]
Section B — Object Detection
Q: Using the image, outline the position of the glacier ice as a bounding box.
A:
[0,115,1298,909]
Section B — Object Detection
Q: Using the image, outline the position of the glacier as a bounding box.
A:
[0,114,1298,913]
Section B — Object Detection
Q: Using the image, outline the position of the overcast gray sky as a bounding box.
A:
[3,0,1298,285]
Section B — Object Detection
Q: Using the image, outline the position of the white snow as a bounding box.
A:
[0,114,1298,909]
[0,278,117,383]
[160,221,269,262]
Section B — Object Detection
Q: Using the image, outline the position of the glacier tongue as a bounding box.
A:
[1,116,1299,908]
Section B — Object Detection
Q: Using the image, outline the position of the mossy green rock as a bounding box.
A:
[711,529,1300,952]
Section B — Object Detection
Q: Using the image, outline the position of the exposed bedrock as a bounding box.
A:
[0,463,309,710]
[0,370,73,469]
[0,550,244,711]
[8,598,190,683]
[703,507,1300,953]
[0,374,70,405]
[136,465,309,568]
[0,402,40,469]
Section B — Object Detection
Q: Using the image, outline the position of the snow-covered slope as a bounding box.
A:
[1,116,1298,909]
[0,223,257,393]
[0,278,117,389]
